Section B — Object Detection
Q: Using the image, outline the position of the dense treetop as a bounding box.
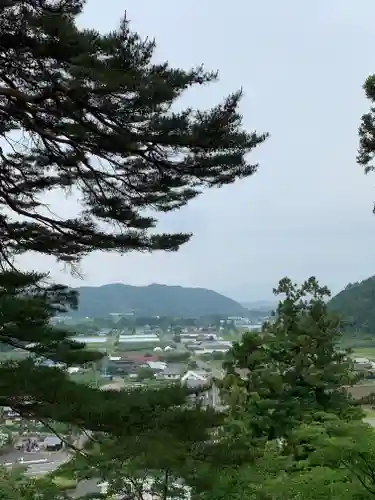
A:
[0,0,267,267]
[328,275,375,333]
[221,277,359,443]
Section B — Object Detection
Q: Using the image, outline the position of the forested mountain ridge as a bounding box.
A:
[328,276,375,332]
[69,283,249,318]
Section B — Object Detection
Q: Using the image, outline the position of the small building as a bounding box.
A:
[147,361,167,372]
[196,333,218,342]
[353,357,375,372]
[180,333,200,344]
[2,407,20,421]
[118,334,160,343]
[98,328,112,336]
[157,364,185,381]
[181,370,209,389]
[70,336,108,344]
[189,340,232,355]
[67,367,80,374]
[42,435,63,451]
[106,357,141,376]
[181,371,221,408]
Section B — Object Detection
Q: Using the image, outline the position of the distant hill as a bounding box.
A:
[328,276,375,332]
[241,300,276,312]
[69,283,249,319]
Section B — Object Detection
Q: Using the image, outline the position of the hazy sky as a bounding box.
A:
[19,0,375,300]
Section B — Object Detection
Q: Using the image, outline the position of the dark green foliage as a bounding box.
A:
[188,360,198,369]
[57,402,237,500]
[199,279,373,500]
[68,283,248,318]
[210,351,227,361]
[136,366,155,380]
[0,0,266,266]
[358,74,375,175]
[0,270,101,365]
[329,275,375,334]
[212,417,375,500]
[221,277,360,444]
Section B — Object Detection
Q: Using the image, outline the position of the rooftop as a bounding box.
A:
[71,336,107,343]
[43,436,62,446]
[162,364,186,376]
[118,335,160,343]
[181,370,211,389]
[147,361,167,371]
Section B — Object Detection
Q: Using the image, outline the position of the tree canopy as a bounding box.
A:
[6,276,375,500]
[200,278,372,500]
[221,277,360,445]
[358,75,375,182]
[328,275,375,334]
[0,0,267,267]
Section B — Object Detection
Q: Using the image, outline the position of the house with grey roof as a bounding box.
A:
[157,364,186,381]
[146,360,167,371]
[42,435,63,451]
[180,370,221,408]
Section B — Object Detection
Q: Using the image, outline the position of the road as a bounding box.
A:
[25,456,70,476]
[0,449,70,477]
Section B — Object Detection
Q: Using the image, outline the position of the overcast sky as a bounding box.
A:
[19,0,375,301]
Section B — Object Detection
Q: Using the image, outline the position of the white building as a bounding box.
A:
[70,336,108,344]
[195,348,230,355]
[118,334,160,343]
[353,357,375,370]
[67,367,80,374]
[181,371,221,408]
[180,333,200,343]
[147,361,167,371]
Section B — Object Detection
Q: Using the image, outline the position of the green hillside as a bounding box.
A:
[329,276,375,333]
[69,283,248,319]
